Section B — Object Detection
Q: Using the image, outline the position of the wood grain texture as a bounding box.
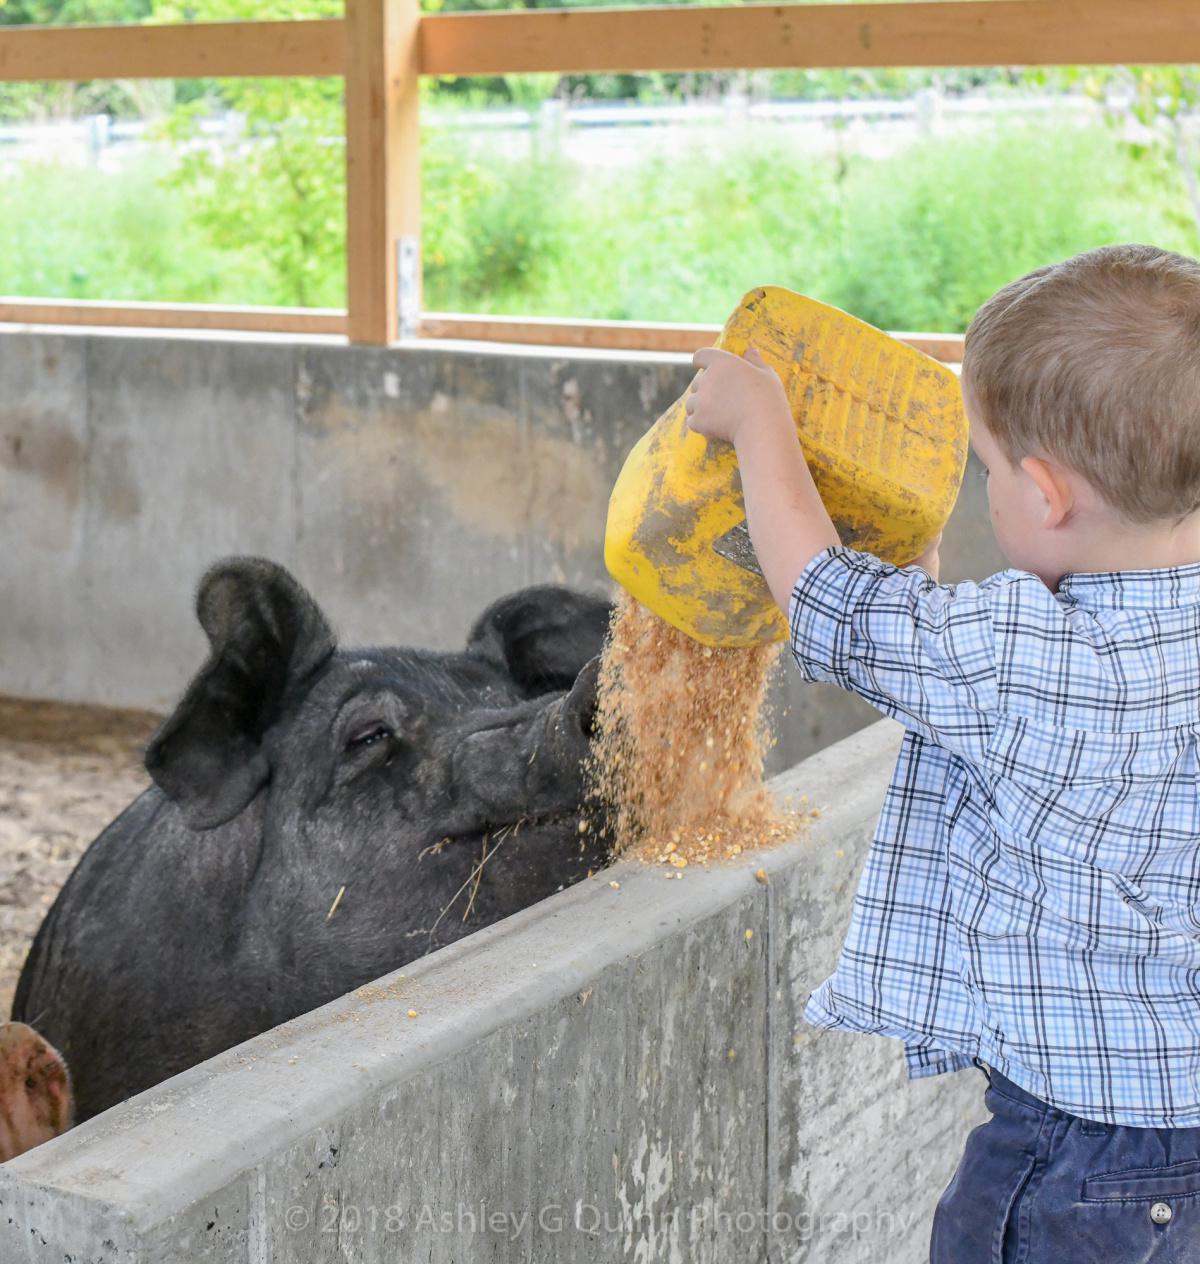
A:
[0,18,342,81]
[0,298,346,335]
[345,0,422,346]
[0,303,963,362]
[421,313,964,363]
[421,0,1200,76]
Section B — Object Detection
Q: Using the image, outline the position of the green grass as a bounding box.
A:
[0,155,271,303]
[421,122,1200,330]
[2,120,1198,330]
[821,125,1200,331]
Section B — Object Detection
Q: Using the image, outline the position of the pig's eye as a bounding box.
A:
[346,723,392,751]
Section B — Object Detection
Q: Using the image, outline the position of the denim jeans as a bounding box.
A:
[930,1061,1200,1263]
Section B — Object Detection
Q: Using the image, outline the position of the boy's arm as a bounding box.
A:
[688,344,840,607]
[726,394,843,610]
[687,344,931,602]
[688,346,999,757]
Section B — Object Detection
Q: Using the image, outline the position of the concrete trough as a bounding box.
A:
[0,719,986,1264]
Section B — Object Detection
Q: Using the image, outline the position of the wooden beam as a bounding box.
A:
[0,302,964,364]
[345,0,421,346]
[0,299,346,336]
[421,0,1200,76]
[419,313,965,363]
[0,19,343,82]
[418,313,723,354]
[3,0,1195,89]
[887,331,966,363]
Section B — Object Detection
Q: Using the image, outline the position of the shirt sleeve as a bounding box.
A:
[787,544,1002,759]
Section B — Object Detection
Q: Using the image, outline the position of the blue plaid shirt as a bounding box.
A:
[789,544,1200,1127]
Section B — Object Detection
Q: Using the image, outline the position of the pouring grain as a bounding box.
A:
[587,591,800,865]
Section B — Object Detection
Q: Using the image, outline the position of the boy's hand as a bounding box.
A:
[685,345,792,445]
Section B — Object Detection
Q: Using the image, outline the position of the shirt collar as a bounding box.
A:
[1056,561,1200,609]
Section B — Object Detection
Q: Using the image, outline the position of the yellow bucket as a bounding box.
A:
[604,286,968,647]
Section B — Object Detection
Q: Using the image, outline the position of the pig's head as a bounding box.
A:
[142,558,614,1003]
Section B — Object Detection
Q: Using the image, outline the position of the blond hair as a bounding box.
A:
[962,244,1200,524]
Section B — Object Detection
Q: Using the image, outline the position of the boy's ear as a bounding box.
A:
[1020,455,1075,528]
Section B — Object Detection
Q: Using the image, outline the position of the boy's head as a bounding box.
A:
[961,244,1200,583]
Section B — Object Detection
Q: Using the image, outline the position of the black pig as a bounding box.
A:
[13,557,614,1122]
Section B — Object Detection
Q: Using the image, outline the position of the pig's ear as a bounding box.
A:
[466,585,613,696]
[144,557,336,829]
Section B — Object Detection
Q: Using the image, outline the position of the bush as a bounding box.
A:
[0,155,267,301]
[421,120,1200,330]
[418,131,843,320]
[823,123,1200,331]
[4,119,1200,331]
[422,132,571,307]
[159,87,346,308]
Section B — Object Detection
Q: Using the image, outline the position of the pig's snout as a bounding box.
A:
[0,1023,73,1162]
[563,655,601,740]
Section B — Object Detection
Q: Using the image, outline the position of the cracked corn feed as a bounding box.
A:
[587,591,800,865]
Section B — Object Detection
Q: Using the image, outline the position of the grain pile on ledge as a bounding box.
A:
[587,591,800,867]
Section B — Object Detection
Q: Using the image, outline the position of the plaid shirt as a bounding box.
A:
[789,544,1200,1127]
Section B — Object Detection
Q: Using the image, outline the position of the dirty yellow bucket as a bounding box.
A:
[603,286,968,647]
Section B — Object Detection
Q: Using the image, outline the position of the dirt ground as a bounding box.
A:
[0,696,162,1018]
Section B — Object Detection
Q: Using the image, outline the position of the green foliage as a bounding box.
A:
[157,83,345,306]
[0,0,150,22]
[417,121,1200,329]
[443,137,840,321]
[4,0,1200,328]
[148,0,345,305]
[7,122,1200,326]
[422,133,571,303]
[823,124,1200,331]
[0,156,268,300]
[1093,66,1200,238]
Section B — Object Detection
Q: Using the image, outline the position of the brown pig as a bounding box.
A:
[0,1023,73,1162]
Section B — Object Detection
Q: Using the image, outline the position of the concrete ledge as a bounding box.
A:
[0,719,986,1263]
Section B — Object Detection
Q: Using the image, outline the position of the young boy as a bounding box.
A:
[685,244,1200,1262]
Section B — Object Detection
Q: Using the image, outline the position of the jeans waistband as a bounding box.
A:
[983,1066,1052,1114]
[977,1062,1109,1134]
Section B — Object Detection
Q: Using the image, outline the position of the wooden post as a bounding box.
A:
[345,0,421,346]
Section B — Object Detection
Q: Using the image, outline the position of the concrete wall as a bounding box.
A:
[0,326,1005,773]
[0,719,989,1264]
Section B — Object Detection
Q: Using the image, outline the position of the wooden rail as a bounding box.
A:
[0,298,346,335]
[422,0,1200,76]
[421,312,967,362]
[0,1,1195,348]
[0,19,343,80]
[0,300,964,361]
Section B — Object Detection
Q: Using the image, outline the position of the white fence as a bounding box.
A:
[0,90,1110,173]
